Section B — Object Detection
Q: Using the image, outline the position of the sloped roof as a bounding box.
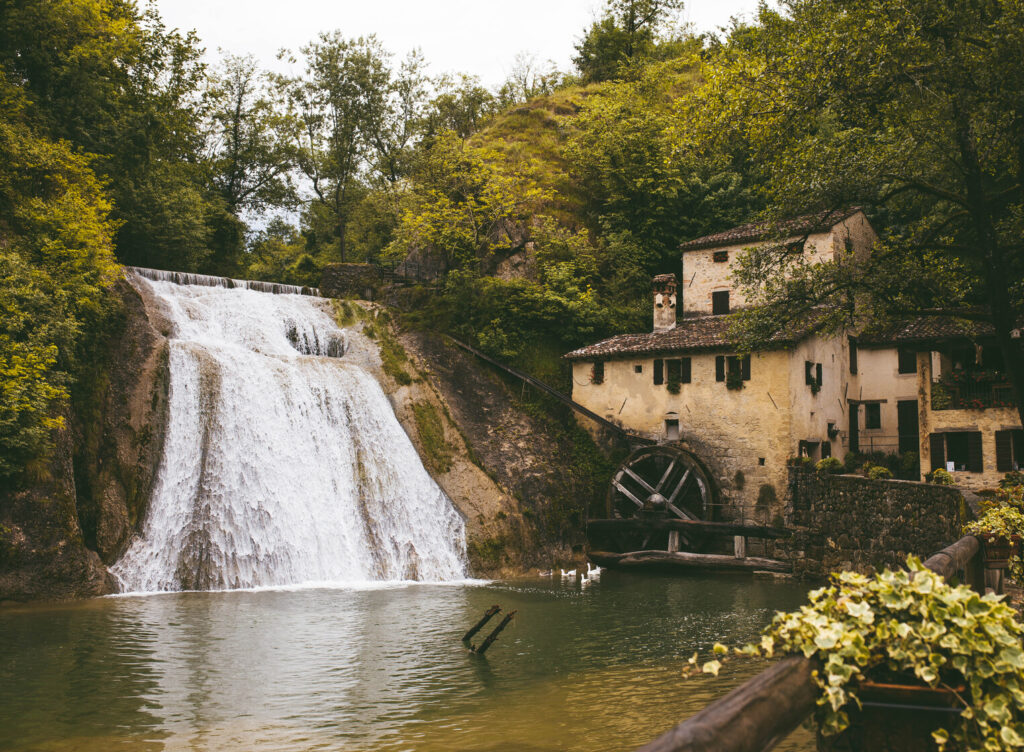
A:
[679,208,863,252]
[564,313,821,361]
[858,315,995,347]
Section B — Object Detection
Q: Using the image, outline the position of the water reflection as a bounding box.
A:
[0,574,815,751]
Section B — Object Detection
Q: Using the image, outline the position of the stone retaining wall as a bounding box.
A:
[319,263,383,300]
[785,468,964,578]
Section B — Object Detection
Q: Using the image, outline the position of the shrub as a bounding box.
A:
[787,456,814,468]
[815,457,844,475]
[867,465,893,480]
[927,468,955,486]
[1002,472,1024,490]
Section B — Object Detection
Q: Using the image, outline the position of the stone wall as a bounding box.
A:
[319,263,384,300]
[786,468,963,578]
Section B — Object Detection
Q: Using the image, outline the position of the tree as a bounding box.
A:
[0,77,119,480]
[573,0,684,82]
[277,33,390,262]
[0,0,218,272]
[684,0,1024,425]
[566,60,765,280]
[424,74,496,141]
[366,49,429,188]
[495,52,566,109]
[206,54,296,219]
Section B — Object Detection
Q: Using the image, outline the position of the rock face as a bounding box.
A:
[394,330,620,573]
[0,276,170,602]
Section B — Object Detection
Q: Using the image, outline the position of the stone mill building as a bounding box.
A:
[565,209,1023,523]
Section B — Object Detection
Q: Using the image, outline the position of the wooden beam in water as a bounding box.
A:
[589,550,790,573]
[462,605,501,643]
[587,518,791,539]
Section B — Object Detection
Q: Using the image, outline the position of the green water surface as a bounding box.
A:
[0,571,815,751]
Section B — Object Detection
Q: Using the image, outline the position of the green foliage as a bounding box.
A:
[742,559,1024,749]
[928,468,957,486]
[411,401,454,475]
[573,0,685,83]
[964,486,1024,582]
[867,465,893,480]
[1001,472,1024,490]
[0,94,119,480]
[815,457,844,475]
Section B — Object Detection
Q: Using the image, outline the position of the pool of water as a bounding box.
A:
[0,572,815,752]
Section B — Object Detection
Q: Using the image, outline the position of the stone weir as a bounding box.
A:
[127,266,321,297]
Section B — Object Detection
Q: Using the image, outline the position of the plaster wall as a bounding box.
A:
[679,211,877,316]
[571,351,794,521]
[787,334,852,458]
[850,346,919,454]
[918,352,1022,489]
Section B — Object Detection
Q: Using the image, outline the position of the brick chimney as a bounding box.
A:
[652,274,677,332]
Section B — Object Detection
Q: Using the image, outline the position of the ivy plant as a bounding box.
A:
[964,503,1024,582]
[737,558,1024,750]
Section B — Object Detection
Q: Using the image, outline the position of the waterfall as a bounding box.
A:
[110,274,468,592]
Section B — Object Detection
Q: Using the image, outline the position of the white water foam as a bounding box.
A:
[110,278,468,592]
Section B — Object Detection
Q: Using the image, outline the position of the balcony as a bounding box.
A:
[931,370,1016,411]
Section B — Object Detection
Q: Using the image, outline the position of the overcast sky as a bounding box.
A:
[153,0,763,87]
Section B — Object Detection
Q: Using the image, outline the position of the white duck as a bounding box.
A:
[580,574,592,587]
[560,568,577,579]
[586,563,603,578]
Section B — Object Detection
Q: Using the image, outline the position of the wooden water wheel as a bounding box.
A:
[606,445,713,522]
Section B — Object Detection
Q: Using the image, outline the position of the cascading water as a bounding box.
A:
[110,273,468,592]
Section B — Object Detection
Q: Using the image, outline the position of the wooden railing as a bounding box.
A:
[634,535,983,752]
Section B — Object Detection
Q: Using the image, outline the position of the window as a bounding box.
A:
[634,364,643,374]
[717,355,750,384]
[996,430,1024,472]
[865,403,881,430]
[666,358,681,385]
[848,336,858,375]
[680,357,692,384]
[713,250,729,263]
[665,419,680,441]
[898,348,917,374]
[653,358,664,385]
[712,290,730,315]
[591,361,604,384]
[930,431,983,472]
[805,361,823,388]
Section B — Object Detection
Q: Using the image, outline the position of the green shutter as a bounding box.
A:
[929,433,946,471]
[996,431,1013,473]
[967,432,983,473]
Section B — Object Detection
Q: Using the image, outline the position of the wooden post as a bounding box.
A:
[668,530,680,553]
[734,536,746,560]
[462,605,501,644]
[474,610,517,655]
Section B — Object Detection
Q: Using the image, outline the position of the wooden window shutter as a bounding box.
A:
[929,433,946,471]
[653,358,664,385]
[715,356,726,382]
[805,361,814,385]
[848,337,858,374]
[680,357,692,383]
[967,431,984,473]
[592,361,604,385]
[741,355,751,381]
[996,430,1013,473]
[815,363,823,387]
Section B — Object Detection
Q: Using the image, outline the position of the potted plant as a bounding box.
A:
[964,504,1024,573]
[736,559,1024,751]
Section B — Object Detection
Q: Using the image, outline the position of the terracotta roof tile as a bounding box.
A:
[564,313,819,361]
[679,208,862,252]
[858,316,993,346]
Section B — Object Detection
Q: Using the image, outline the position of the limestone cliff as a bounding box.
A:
[0,277,170,602]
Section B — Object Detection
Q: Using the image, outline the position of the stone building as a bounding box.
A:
[564,208,1021,521]
[859,317,1023,490]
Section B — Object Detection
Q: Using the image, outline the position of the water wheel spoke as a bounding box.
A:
[653,460,676,493]
[612,479,645,508]
[621,466,657,495]
[667,502,695,520]
[666,467,691,505]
